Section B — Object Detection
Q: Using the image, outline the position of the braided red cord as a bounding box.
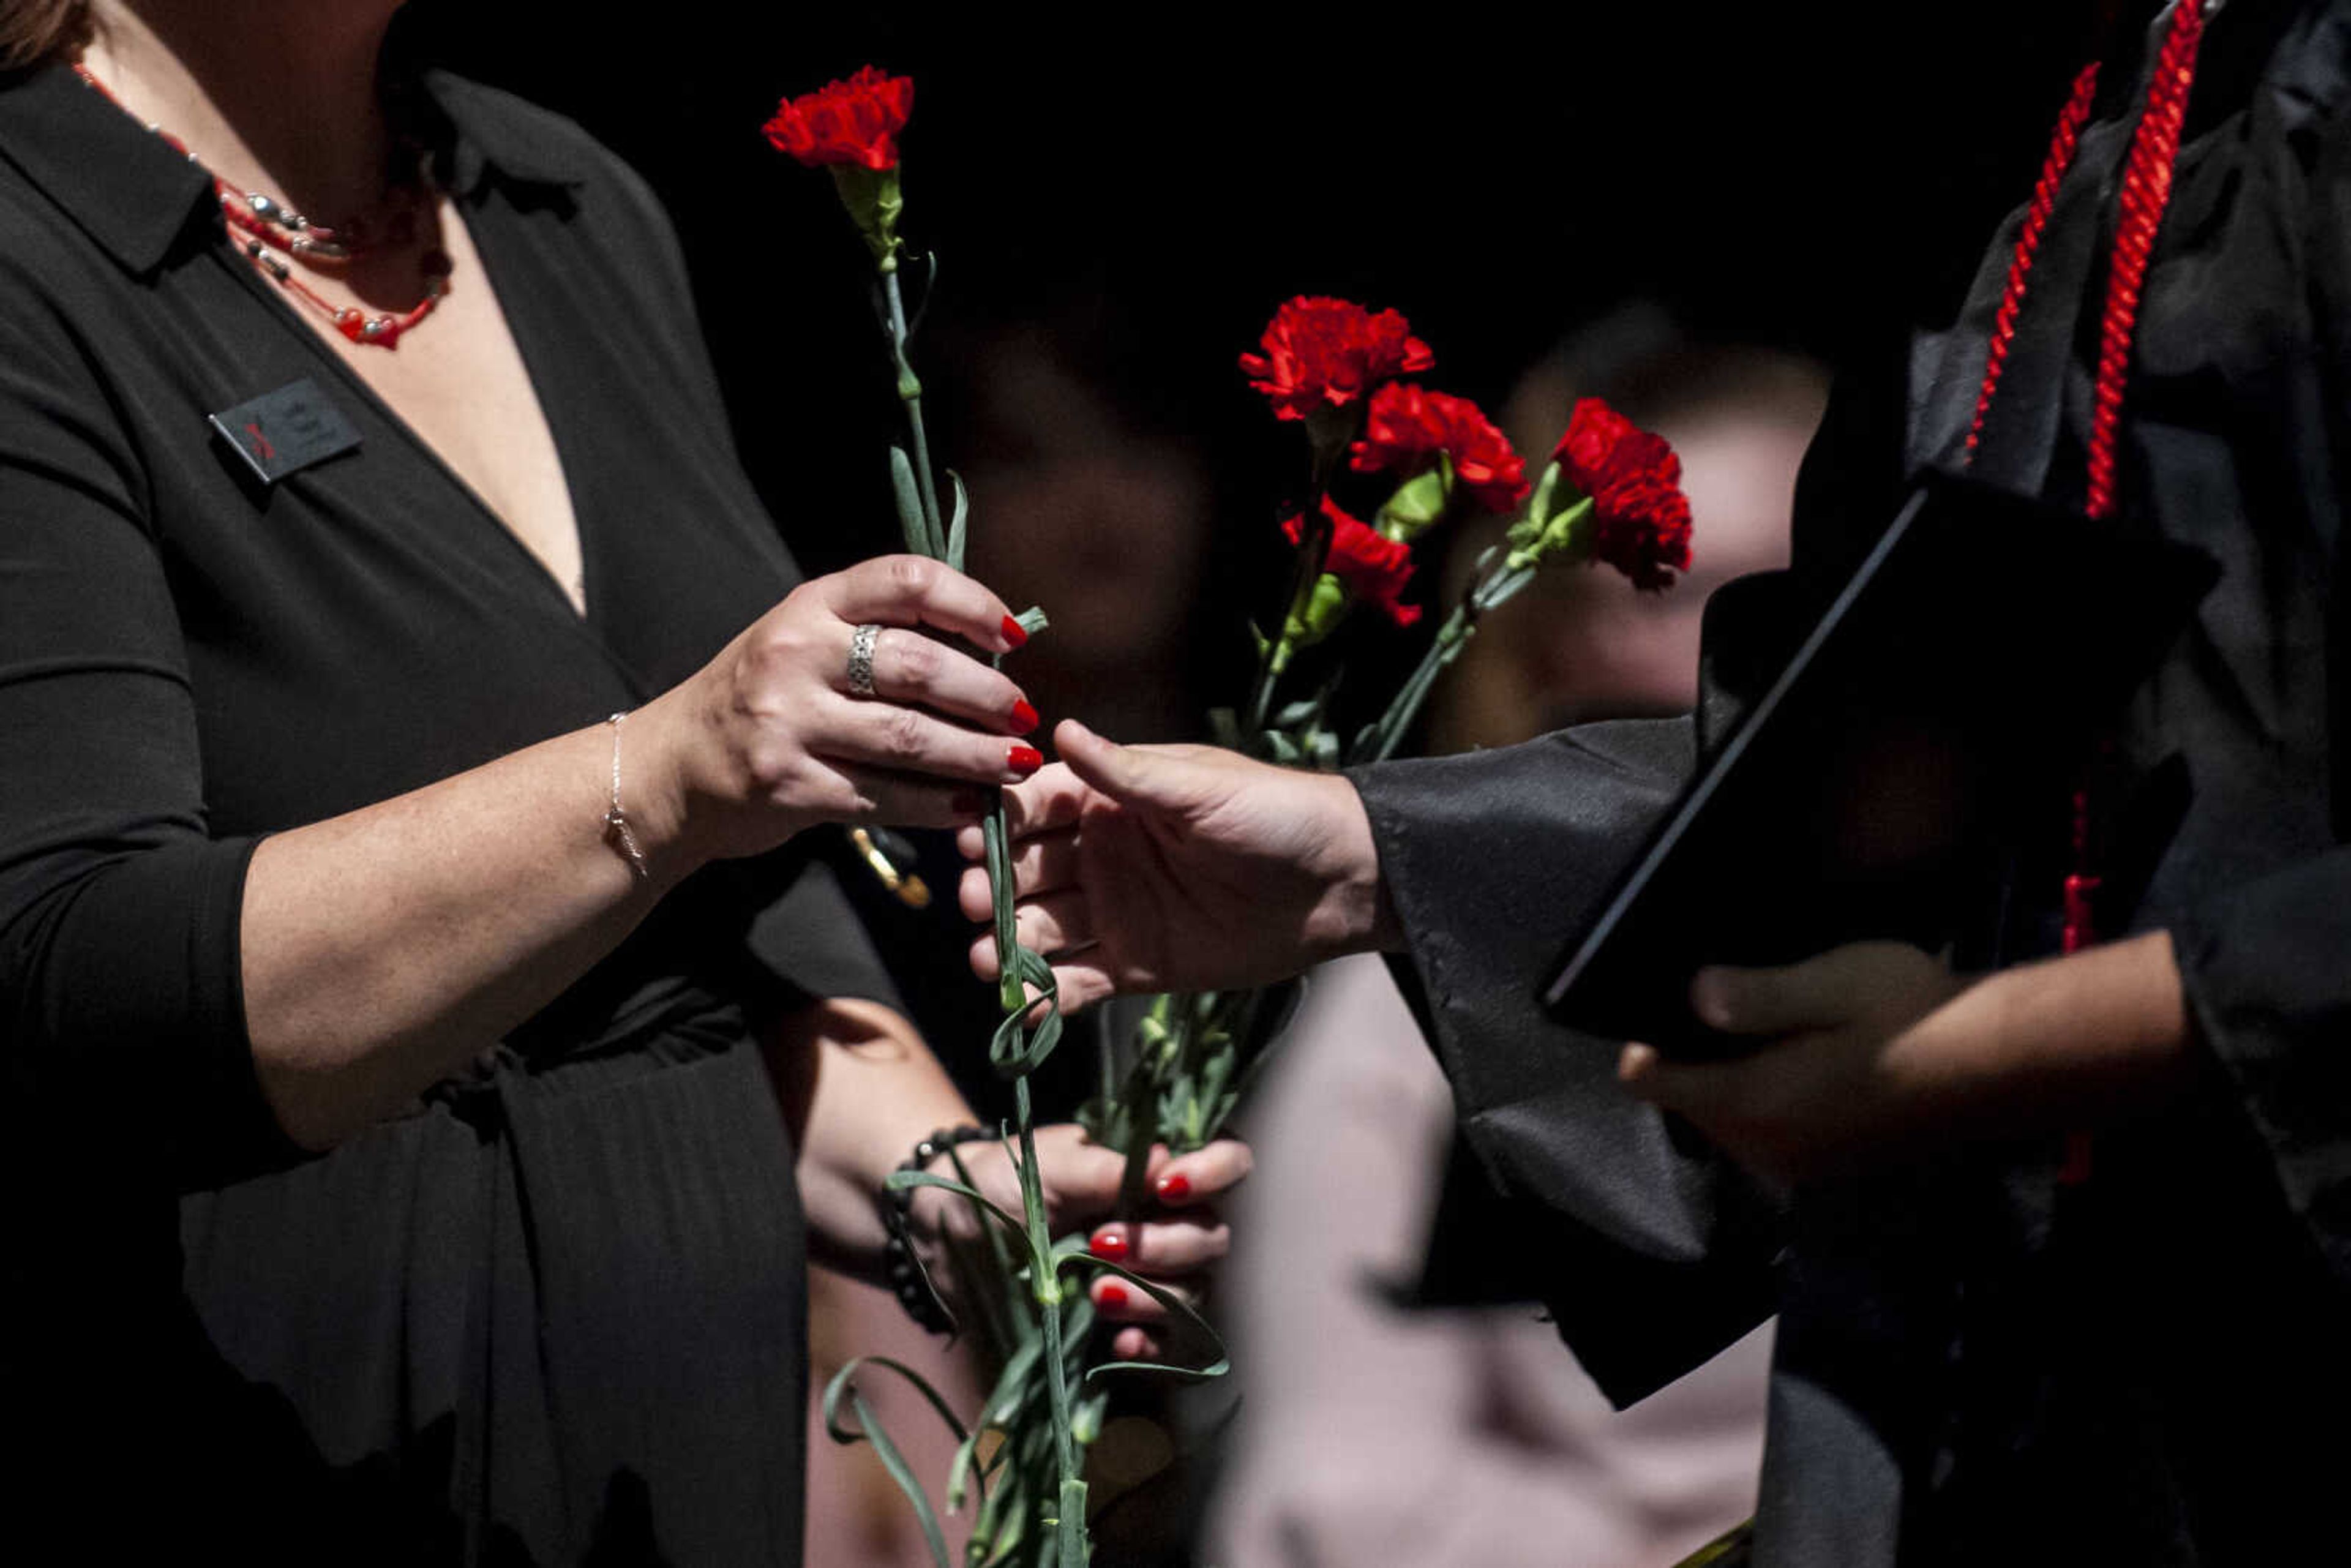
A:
[1967,61,2104,460]
[2086,1,2208,519]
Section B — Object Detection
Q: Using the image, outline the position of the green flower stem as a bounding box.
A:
[1245,484,1333,737]
[883,268,947,557]
[1357,557,1540,765]
[1011,1073,1086,1562]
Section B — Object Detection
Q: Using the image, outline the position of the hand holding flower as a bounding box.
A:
[910,1127,1254,1362]
[956,721,1397,1011]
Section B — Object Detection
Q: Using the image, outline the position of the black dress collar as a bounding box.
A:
[0,59,585,278]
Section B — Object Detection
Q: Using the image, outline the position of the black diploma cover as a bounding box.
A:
[1542,471,2218,1057]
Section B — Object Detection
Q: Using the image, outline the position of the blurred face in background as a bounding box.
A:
[958,331,1212,737]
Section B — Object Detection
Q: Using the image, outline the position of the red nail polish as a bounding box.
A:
[1089,1227,1128,1261]
[951,790,988,817]
[1008,744,1044,777]
[1157,1173,1191,1206]
[1010,699,1040,734]
[1000,615,1029,650]
[1097,1281,1130,1310]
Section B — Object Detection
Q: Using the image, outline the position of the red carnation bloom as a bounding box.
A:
[1553,398,1693,591]
[763,66,914,171]
[1283,497,1422,628]
[1351,383,1529,516]
[1240,297,1434,422]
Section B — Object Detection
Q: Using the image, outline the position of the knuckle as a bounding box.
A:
[891,633,943,688]
[885,553,938,598]
[882,706,928,760]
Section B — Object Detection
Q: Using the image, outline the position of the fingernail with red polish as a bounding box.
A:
[1008,745,1044,777]
[1156,1173,1191,1206]
[1089,1226,1128,1261]
[1097,1281,1130,1310]
[1001,615,1029,650]
[1010,699,1040,734]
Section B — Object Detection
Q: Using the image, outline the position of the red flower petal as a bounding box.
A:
[1282,497,1422,627]
[1242,297,1435,422]
[1553,397,1693,591]
[1351,383,1529,516]
[763,64,914,171]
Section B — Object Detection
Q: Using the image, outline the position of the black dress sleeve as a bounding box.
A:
[0,277,299,1189]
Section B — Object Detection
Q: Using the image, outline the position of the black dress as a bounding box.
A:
[0,63,899,1564]
[1354,2,2351,1562]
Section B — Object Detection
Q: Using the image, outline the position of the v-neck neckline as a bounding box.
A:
[214,188,612,646]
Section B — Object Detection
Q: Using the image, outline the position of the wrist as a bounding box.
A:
[1301,773,1399,959]
[880,1123,993,1334]
[624,681,759,873]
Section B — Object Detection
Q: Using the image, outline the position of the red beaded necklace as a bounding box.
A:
[72,62,450,348]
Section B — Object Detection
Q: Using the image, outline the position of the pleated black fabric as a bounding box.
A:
[0,61,900,1564]
[1354,2,2351,1562]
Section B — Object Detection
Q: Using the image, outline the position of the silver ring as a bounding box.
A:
[846,623,882,697]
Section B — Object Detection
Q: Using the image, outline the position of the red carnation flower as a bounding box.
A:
[1553,397,1693,591]
[763,66,914,171]
[1351,383,1529,516]
[1240,297,1434,423]
[1283,497,1422,628]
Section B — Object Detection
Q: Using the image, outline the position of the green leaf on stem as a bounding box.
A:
[887,1168,1048,1278]
[1065,1255,1234,1386]
[822,1357,969,1568]
[947,469,971,572]
[889,445,932,558]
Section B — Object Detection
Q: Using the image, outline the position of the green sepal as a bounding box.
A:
[829,163,906,271]
[1375,461,1452,542]
[1285,572,1351,648]
[888,445,931,557]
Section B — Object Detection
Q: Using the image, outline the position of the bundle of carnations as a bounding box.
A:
[766,67,1694,1568]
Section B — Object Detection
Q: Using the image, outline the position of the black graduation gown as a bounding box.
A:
[1352,3,2351,1561]
[0,64,900,1564]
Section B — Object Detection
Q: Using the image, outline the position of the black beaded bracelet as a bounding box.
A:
[881,1125,996,1335]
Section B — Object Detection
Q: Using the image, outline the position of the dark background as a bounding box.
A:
[400,4,2098,573]
[393,3,2102,1109]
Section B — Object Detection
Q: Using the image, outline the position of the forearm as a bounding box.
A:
[241,694,708,1149]
[762,996,975,1280]
[1925,928,2195,1133]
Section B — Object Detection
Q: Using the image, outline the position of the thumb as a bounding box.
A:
[1054,719,1214,815]
[1619,1041,1722,1117]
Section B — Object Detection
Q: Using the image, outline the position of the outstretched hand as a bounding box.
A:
[955,719,1397,1010]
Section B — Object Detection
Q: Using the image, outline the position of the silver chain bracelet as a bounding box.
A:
[602,711,649,881]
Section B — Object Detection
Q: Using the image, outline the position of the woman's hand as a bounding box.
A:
[955,719,1397,1010]
[910,1127,1253,1361]
[645,554,1044,864]
[1619,931,2195,1188]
